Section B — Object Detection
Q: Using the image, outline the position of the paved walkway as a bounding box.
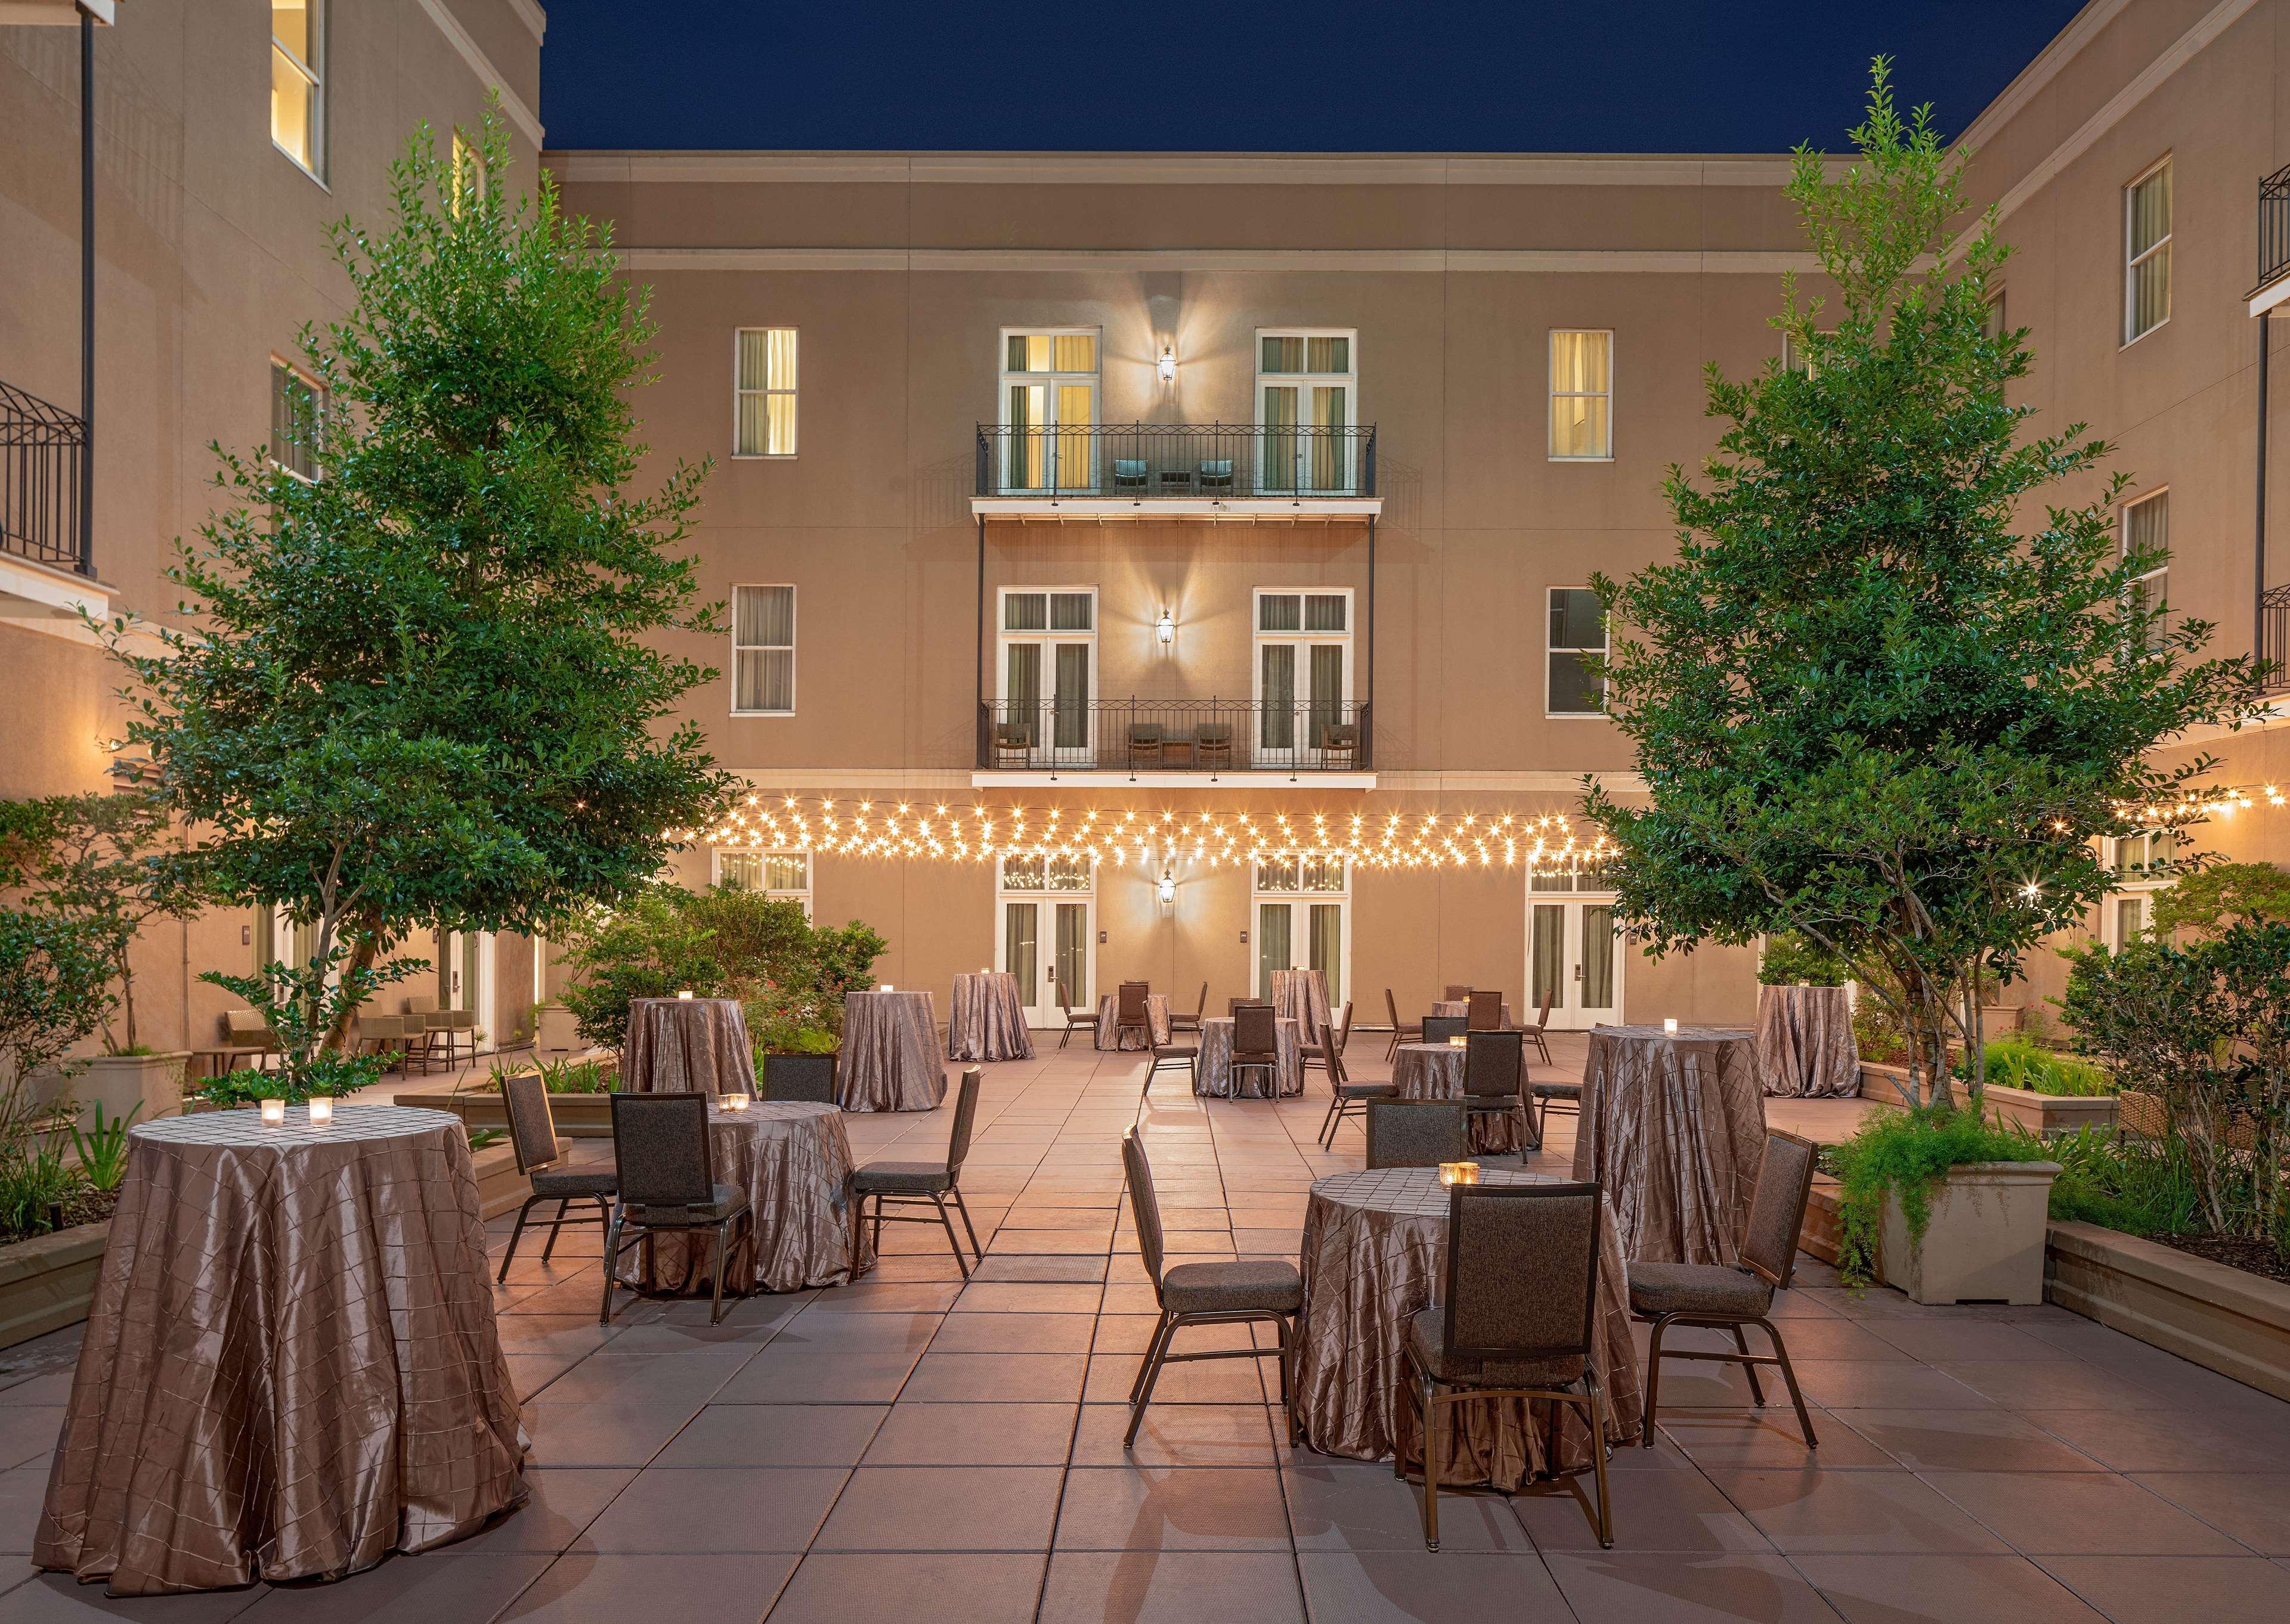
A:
[0,1036,2285,1622]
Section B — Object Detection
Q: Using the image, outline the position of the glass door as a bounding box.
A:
[1527,882,1623,1031]
[1254,592,1351,767]
[998,590,1096,767]
[1257,331,1355,494]
[999,856,1094,1025]
[1254,857,1348,1005]
[1001,331,1098,493]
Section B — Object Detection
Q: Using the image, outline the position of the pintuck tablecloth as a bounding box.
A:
[1195,1014,1305,1098]
[1096,992,1171,1050]
[1272,968,1333,1043]
[839,990,946,1112]
[623,996,757,1098]
[1392,1042,1525,1154]
[948,971,1034,1062]
[617,1101,872,1293]
[36,1106,525,1596]
[1754,984,1861,1098]
[1293,1166,1641,1490]
[1573,1024,1766,1266]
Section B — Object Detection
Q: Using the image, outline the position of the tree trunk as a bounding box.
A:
[320,926,385,1053]
[116,943,137,1055]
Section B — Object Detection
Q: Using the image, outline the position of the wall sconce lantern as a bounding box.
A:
[1157,345,1177,385]
[1156,608,1175,646]
[1156,869,1177,907]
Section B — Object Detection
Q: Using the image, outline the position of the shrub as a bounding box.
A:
[1953,1038,2112,1097]
[1827,1105,2051,1287]
[189,1052,380,1109]
[1757,932,1852,987]
[2041,1124,2207,1239]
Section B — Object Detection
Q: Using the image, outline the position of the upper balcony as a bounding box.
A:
[971,423,1379,520]
[2,380,89,577]
[2253,162,2290,314]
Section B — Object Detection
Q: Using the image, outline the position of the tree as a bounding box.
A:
[0,808,120,1139]
[1582,63,2267,1109]
[104,106,731,1047]
[2151,860,2290,937]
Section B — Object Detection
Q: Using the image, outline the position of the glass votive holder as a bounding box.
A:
[1663,1017,1679,1034]
[307,1096,334,1125]
[720,1091,751,1112]
[259,1098,286,1126]
[1438,1160,1481,1186]
[1446,1034,1466,1049]
[879,984,894,993]
[676,989,695,1000]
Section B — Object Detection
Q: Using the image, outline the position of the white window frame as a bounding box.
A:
[1545,585,1608,718]
[2121,486,2169,644]
[733,327,799,458]
[1251,588,1354,763]
[997,328,1100,493]
[268,357,325,484]
[1252,855,1350,1006]
[995,587,1098,767]
[2103,829,2175,949]
[714,848,812,918]
[1525,872,1626,1030]
[1548,328,1614,461]
[730,583,797,717]
[270,0,327,184]
[2124,156,2172,347]
[997,854,1096,1024]
[1980,288,2008,343]
[1255,328,1359,492]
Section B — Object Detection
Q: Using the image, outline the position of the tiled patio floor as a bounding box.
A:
[1,1034,2287,1622]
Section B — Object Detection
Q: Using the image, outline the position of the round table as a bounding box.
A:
[1196,1015,1305,1098]
[1293,1167,1642,1490]
[1574,1024,1766,1266]
[624,996,757,1096]
[1392,1042,1525,1154]
[1271,968,1332,1043]
[1754,984,1860,1098]
[1095,993,1171,1051]
[948,971,1034,1062]
[840,990,947,1111]
[36,1106,525,1595]
[617,1101,873,1293]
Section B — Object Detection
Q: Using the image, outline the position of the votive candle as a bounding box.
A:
[676,989,695,1000]
[721,1091,751,1112]
[1447,1034,1466,1049]
[307,1096,334,1125]
[259,1098,286,1125]
[1438,1161,1481,1186]
[1663,1017,1679,1034]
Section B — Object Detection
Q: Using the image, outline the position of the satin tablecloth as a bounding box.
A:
[948,971,1034,1062]
[623,996,757,1098]
[37,1106,525,1595]
[1573,1024,1766,1266]
[617,1101,873,1293]
[839,990,946,1112]
[1272,968,1333,1043]
[1755,984,1861,1098]
[1392,1042,1525,1154]
[1293,1167,1641,1490]
[1096,993,1171,1051]
[1195,1014,1305,1098]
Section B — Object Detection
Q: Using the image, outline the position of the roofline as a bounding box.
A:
[544,150,1832,187]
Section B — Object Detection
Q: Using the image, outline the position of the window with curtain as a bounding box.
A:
[1980,290,2008,343]
[732,585,796,714]
[1255,591,1351,756]
[271,1,324,179]
[1257,331,1356,492]
[2121,491,2168,648]
[450,131,487,217]
[716,851,811,916]
[2125,160,2171,343]
[270,361,324,482]
[1000,331,1098,491]
[735,328,798,457]
[1548,587,1607,715]
[1549,330,1613,458]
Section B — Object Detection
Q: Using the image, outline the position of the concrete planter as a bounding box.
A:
[0,1222,110,1352]
[2046,1221,2290,1404]
[467,1141,533,1222]
[29,1052,191,1130]
[1799,1161,2060,1304]
[1951,1080,2118,1138]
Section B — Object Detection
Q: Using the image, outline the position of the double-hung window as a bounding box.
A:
[716,850,812,917]
[735,328,798,457]
[2125,159,2172,344]
[1549,330,1613,459]
[2105,829,2176,947]
[2121,489,2169,646]
[732,585,796,715]
[1257,331,1357,493]
[999,330,1097,492]
[1547,588,1607,716]
[270,2,326,181]
[269,360,324,482]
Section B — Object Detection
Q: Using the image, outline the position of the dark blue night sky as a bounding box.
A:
[539,1,2086,153]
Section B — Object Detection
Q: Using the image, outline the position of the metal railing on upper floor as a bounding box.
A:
[974,422,1376,501]
[977,696,1372,776]
[1,380,89,575]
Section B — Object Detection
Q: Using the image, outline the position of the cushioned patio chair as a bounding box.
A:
[497,1070,617,1282]
[762,1052,837,1105]
[1364,1098,1469,1169]
[852,1068,984,1278]
[601,1093,754,1326]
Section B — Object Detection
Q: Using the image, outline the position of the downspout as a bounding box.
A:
[2259,315,2271,666]
[78,4,95,577]
[1364,513,1376,770]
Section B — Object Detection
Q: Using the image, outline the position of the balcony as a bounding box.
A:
[975,696,1373,785]
[971,423,1379,520]
[2254,163,2290,313]
[2263,585,2290,691]
[1,380,89,576]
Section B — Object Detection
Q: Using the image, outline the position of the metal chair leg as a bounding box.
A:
[1128,1312,1173,1406]
[934,1195,971,1279]
[1731,1322,1767,1406]
[540,1197,572,1263]
[1127,1316,1177,1445]
[1642,1315,1671,1446]
[709,1220,731,1325]
[1760,1318,1819,1449]
[498,1195,539,1284]
[951,1188,985,1262]
[598,1212,624,1325]
[1586,1378,1615,1548]
[1419,1375,1441,1551]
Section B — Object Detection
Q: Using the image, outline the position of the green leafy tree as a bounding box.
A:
[0,810,120,1140]
[104,107,731,1046]
[2150,860,2290,937]
[1584,63,2266,1108]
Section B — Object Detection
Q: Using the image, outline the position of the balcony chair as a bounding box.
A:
[992,722,1034,768]
[1112,457,1149,494]
[1402,1182,1614,1551]
[1319,721,1360,770]
[1055,979,1097,1049]
[852,1068,985,1279]
[1384,988,1423,1062]
[496,1071,617,1282]
[1197,458,1235,493]
[1316,1046,1393,1148]
[1631,1130,1820,1452]
[1364,1098,1469,1169]
[1127,723,1164,768]
[1194,722,1234,770]
[601,1093,754,1327]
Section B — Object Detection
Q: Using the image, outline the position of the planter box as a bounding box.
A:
[1797,1161,2062,1304]
[468,1142,533,1222]
[1951,1080,2118,1138]
[1801,1174,1845,1266]
[29,1052,191,1131]
[533,1005,583,1055]
[397,1087,617,1138]
[0,1222,109,1353]
[2046,1220,2290,1405]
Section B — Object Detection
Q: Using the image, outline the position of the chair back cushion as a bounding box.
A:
[1463,1030,1524,1101]
[1119,983,1149,1022]
[501,1071,561,1174]
[610,1093,716,1208]
[1443,1182,1602,1366]
[1421,1014,1466,1044]
[1364,1099,1468,1168]
[1234,1002,1278,1054]
[947,1068,983,1179]
[1467,990,1505,1031]
[764,1052,837,1104]
[1741,1130,1819,1288]
[1120,1129,1166,1292]
[1443,985,1472,1003]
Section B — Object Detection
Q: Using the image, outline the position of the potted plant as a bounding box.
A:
[1828,1107,2061,1304]
[1949,1037,2118,1136]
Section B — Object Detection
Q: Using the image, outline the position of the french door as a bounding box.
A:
[1254,857,1348,1006]
[1257,330,1356,494]
[1001,638,1094,766]
[1527,892,1622,1031]
[999,897,1094,1026]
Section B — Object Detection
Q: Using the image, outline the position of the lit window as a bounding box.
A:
[1257,330,1358,492]
[1548,588,1607,716]
[732,585,796,714]
[998,330,1097,492]
[734,328,797,457]
[2125,159,2171,343]
[2121,490,2169,647]
[1980,289,2008,343]
[1780,328,1833,377]
[717,850,811,916]
[269,361,323,482]
[450,132,487,216]
[270,2,325,180]
[999,854,1092,892]
[1549,330,1613,458]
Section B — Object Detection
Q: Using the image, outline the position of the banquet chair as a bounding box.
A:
[601,1093,754,1326]
[1462,1030,1526,1149]
[1144,1037,1199,1100]
[1443,985,1472,1003]
[1422,1014,1466,1045]
[1117,981,1154,1049]
[1229,996,1270,1018]
[1466,989,1505,1032]
[1521,988,1557,1066]
[1402,1181,1614,1551]
[1056,980,1096,1049]
[1121,1128,1302,1446]
[852,1068,984,1278]
[1364,1099,1468,1169]
[1316,1046,1394,1148]
[1230,1002,1281,1097]
[1384,988,1423,1061]
[1630,1130,1820,1451]
[496,1071,618,1282]
[1301,1000,1352,1080]
[762,1052,837,1105]
[1171,982,1209,1036]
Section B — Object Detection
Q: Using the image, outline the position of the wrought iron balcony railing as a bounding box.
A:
[977,696,1371,775]
[974,422,1376,501]
[2264,164,2290,293]
[2263,584,2290,691]
[1,380,88,574]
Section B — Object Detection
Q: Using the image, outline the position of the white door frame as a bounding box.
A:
[1251,588,1353,768]
[1525,882,1623,1031]
[997,587,1097,768]
[1252,857,1350,1006]
[995,856,1097,1026]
